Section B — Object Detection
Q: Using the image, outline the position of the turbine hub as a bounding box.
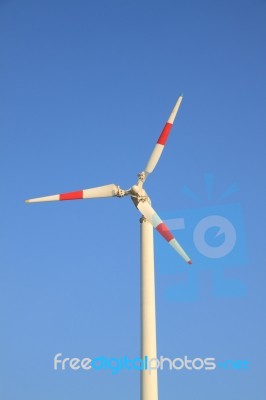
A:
[131,185,146,197]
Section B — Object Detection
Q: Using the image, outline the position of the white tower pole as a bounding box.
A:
[140,217,158,400]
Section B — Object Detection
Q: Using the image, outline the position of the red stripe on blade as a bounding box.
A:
[156,223,174,242]
[157,122,172,145]
[60,190,83,200]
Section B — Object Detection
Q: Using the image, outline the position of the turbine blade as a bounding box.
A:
[25,184,120,203]
[137,200,192,264]
[144,95,183,177]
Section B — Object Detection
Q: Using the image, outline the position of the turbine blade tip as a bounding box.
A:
[25,199,30,203]
[187,260,192,264]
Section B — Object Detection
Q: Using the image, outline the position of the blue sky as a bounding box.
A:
[1,0,266,399]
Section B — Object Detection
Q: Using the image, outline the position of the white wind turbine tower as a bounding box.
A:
[26,94,192,400]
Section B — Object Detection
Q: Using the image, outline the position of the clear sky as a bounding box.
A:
[1,0,266,399]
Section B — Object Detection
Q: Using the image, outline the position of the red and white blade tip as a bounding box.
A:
[137,201,192,264]
[25,184,119,203]
[144,94,183,174]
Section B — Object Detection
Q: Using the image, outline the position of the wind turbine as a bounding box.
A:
[26,94,192,400]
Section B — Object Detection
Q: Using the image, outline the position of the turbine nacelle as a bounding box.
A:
[130,183,150,208]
